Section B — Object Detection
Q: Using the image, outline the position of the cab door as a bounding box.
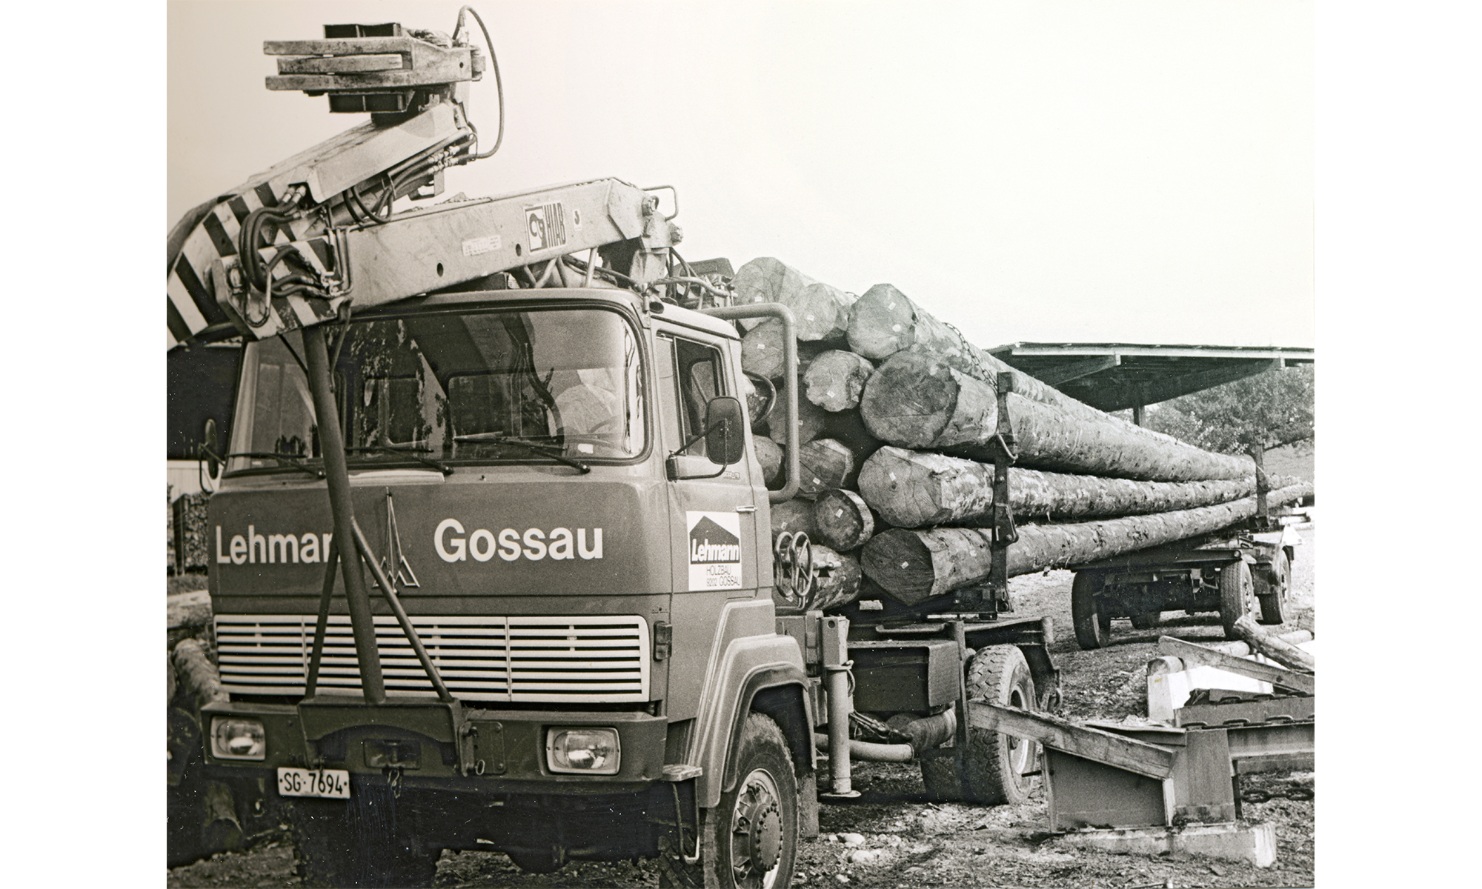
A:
[653,327,763,599]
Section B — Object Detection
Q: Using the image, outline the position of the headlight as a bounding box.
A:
[210,717,266,761]
[545,727,619,775]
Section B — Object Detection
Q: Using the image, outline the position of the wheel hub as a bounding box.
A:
[733,775,782,883]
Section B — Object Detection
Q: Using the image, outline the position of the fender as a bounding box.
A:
[687,632,814,809]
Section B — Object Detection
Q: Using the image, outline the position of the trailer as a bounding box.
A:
[1067,507,1303,650]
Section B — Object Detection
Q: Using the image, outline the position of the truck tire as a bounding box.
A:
[1129,612,1161,630]
[291,785,439,888]
[1257,550,1291,624]
[658,713,798,889]
[1071,572,1110,650]
[920,646,1039,806]
[1218,560,1257,640]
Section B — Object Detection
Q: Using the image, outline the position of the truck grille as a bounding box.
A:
[213,614,650,703]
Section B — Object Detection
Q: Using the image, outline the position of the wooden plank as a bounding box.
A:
[1157,636,1315,695]
[1035,354,1120,386]
[969,702,1176,779]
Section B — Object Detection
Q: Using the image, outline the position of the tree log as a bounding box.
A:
[861,483,1313,605]
[845,283,1217,467]
[741,320,827,381]
[860,350,1252,481]
[856,446,1259,527]
[770,498,818,539]
[1232,615,1316,673]
[812,488,876,551]
[753,435,783,488]
[797,438,857,500]
[789,281,857,343]
[768,377,831,446]
[847,283,968,361]
[171,638,229,712]
[803,350,875,412]
[731,257,818,330]
[808,545,863,611]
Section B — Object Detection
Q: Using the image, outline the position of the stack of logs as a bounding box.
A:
[731,257,1314,613]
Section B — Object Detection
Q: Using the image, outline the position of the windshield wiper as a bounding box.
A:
[452,432,590,474]
[227,452,326,479]
[345,445,453,476]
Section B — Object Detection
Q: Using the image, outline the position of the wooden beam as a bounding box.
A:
[1088,360,1282,412]
[1157,636,1316,695]
[1033,354,1121,386]
[969,703,1176,779]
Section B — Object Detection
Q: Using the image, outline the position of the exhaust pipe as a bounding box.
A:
[813,709,958,764]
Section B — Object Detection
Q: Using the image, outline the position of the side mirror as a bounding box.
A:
[200,418,222,478]
[703,396,747,466]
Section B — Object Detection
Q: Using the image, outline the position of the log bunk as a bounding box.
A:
[732,257,1313,621]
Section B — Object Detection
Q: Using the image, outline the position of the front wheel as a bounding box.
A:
[659,713,798,889]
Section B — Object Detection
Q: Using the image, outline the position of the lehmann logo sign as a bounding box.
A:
[687,511,743,590]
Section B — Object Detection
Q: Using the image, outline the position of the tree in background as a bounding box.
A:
[1142,365,1314,457]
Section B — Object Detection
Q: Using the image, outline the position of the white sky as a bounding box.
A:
[168,0,1313,349]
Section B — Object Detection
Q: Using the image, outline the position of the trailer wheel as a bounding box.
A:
[920,646,1039,806]
[659,713,797,889]
[1071,572,1110,650]
[291,785,439,888]
[1218,560,1257,640]
[1257,550,1291,624]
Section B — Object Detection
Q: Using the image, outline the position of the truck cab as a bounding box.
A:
[202,287,814,885]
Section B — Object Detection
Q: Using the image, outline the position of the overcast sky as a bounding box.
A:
[168,0,1312,349]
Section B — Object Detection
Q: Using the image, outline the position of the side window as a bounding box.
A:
[657,334,727,458]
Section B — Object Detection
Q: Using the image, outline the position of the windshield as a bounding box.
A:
[226,307,647,473]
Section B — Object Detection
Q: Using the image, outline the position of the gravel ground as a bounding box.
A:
[168,526,1316,888]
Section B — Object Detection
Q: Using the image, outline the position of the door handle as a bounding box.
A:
[736,505,757,513]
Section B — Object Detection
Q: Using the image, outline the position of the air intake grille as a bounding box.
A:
[214,614,650,703]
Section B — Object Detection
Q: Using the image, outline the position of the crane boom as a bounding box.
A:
[166,19,679,351]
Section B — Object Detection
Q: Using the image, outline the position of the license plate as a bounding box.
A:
[277,767,351,799]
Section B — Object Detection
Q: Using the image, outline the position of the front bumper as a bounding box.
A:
[201,695,670,793]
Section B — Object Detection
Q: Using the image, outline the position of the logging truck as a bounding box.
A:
[166,17,1060,887]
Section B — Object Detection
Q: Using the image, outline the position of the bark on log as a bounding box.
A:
[860,350,1252,481]
[856,446,1259,527]
[847,283,967,361]
[846,285,1121,424]
[171,638,229,712]
[770,498,818,539]
[811,488,876,551]
[804,350,875,412]
[731,257,818,330]
[861,483,1313,605]
[808,545,863,612]
[797,438,857,500]
[753,435,783,488]
[1233,615,1316,673]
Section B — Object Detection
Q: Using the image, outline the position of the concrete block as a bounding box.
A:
[1051,821,1277,867]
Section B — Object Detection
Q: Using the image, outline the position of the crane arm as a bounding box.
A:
[166,19,679,351]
